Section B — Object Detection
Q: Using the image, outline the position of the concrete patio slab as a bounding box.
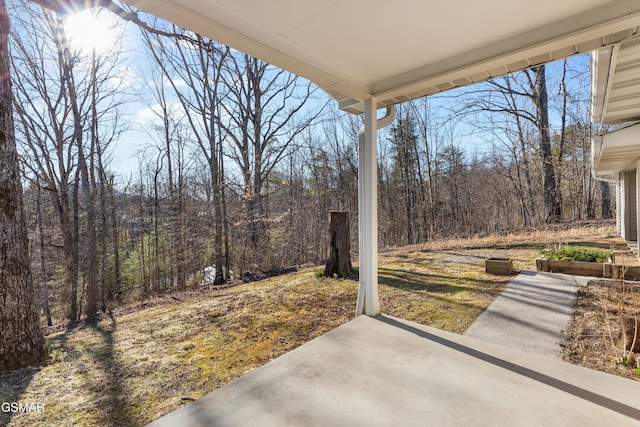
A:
[464,270,580,359]
[148,314,640,427]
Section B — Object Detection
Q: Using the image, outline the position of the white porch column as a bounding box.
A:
[359,98,380,316]
[616,173,622,237]
[636,165,640,256]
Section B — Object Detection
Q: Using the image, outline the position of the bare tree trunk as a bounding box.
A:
[72,170,80,319]
[411,127,429,241]
[210,97,225,284]
[175,175,186,291]
[250,59,266,247]
[137,174,148,297]
[531,65,561,223]
[219,126,231,282]
[411,99,440,239]
[152,160,161,292]
[517,125,536,224]
[556,59,568,217]
[76,116,98,316]
[72,81,98,318]
[0,0,46,371]
[96,146,108,312]
[36,182,52,326]
[108,176,121,302]
[49,190,78,321]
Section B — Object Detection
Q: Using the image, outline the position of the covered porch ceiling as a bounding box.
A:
[126,0,640,114]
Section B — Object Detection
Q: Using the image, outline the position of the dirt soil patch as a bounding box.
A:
[564,279,640,381]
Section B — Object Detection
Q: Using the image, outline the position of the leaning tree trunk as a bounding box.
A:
[323,211,352,278]
[0,0,47,372]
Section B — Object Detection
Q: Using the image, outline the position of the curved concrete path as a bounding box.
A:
[464,270,586,359]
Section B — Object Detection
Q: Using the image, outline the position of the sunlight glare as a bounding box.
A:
[64,9,117,54]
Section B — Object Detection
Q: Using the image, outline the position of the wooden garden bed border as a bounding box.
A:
[536,259,640,280]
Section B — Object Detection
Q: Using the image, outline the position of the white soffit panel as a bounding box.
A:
[125,0,640,113]
[595,35,640,123]
[595,123,640,175]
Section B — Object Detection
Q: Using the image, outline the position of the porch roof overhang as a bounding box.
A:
[591,23,640,176]
[591,35,640,125]
[592,123,640,176]
[125,0,640,114]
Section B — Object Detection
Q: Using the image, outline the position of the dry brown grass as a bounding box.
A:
[564,279,640,381]
[0,221,619,426]
[2,272,356,426]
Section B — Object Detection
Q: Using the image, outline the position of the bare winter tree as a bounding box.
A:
[530,65,562,223]
[140,25,229,284]
[388,107,422,244]
[473,83,540,226]
[464,65,562,223]
[0,0,47,372]
[219,52,322,265]
[34,180,53,325]
[11,3,126,319]
[11,6,79,320]
[410,97,444,239]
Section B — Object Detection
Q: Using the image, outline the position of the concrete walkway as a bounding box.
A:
[464,270,586,359]
[148,314,640,426]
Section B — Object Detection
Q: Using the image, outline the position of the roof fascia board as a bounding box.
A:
[590,46,613,123]
[600,44,621,123]
[595,123,640,174]
[591,135,603,174]
[601,122,640,147]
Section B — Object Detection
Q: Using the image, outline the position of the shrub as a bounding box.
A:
[541,245,611,263]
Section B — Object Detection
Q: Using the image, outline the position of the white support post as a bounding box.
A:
[616,173,621,237]
[624,171,631,240]
[359,98,380,316]
[636,165,640,257]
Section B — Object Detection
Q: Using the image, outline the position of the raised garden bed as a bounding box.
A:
[535,258,640,280]
[485,257,514,275]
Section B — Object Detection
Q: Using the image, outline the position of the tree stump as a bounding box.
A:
[323,211,351,278]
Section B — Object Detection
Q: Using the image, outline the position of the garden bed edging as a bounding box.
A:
[535,258,640,280]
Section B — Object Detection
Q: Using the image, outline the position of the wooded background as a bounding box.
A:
[7,0,614,324]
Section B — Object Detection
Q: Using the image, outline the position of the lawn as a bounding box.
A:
[0,221,619,426]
